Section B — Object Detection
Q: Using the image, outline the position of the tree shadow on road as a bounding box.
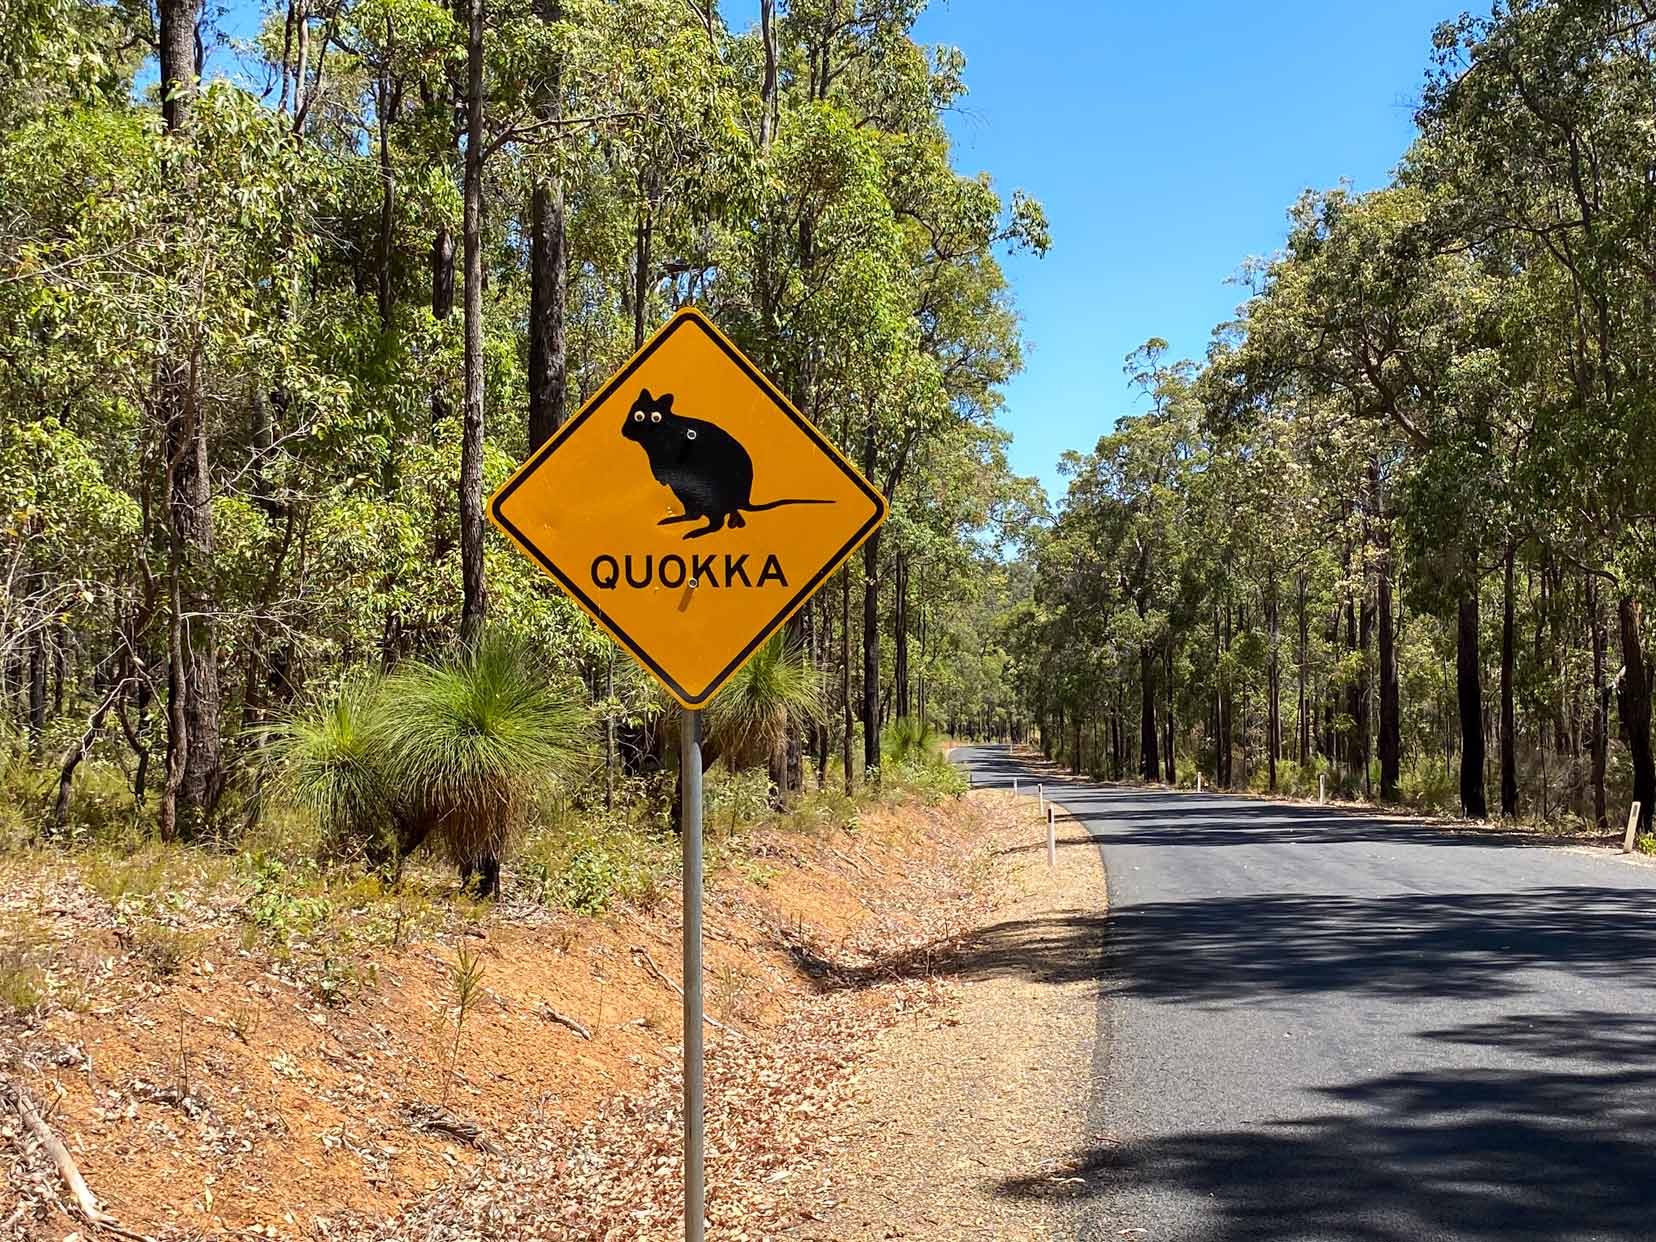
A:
[780,886,1656,1001]
[1101,886,1656,1003]
[996,1014,1656,1240]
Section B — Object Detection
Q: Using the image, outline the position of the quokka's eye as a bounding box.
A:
[650,411,662,423]
[633,411,644,421]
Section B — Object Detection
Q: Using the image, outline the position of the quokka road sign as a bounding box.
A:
[487,307,888,706]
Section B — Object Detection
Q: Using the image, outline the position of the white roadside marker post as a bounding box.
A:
[1197,773,1203,793]
[1047,805,1057,868]
[1038,784,1045,816]
[1013,777,1019,797]
[1624,801,1642,854]
[1319,775,1326,805]
[680,709,705,1242]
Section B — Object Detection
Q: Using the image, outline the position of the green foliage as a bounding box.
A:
[705,767,773,836]
[884,747,969,804]
[264,678,396,865]
[1400,759,1459,816]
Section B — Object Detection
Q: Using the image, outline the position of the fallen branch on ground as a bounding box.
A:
[401,1100,499,1154]
[543,1006,592,1040]
[5,1073,153,1240]
[630,946,749,1039]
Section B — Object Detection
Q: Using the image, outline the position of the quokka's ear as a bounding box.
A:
[636,387,653,405]
[660,393,675,411]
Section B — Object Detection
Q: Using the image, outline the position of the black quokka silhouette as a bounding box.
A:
[621,388,831,539]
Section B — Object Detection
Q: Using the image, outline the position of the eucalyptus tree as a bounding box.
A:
[1217,183,1495,810]
[1420,0,1656,831]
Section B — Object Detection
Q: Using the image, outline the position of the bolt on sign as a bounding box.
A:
[488,308,887,705]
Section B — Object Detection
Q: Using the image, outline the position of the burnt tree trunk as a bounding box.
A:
[458,0,487,648]
[1590,576,1609,828]
[1267,586,1281,793]
[1297,572,1309,764]
[1374,464,1400,799]
[861,431,881,784]
[1500,542,1519,818]
[526,0,566,450]
[1617,594,1655,835]
[1139,640,1159,783]
[1457,592,1488,818]
[893,549,909,720]
[1163,633,1176,784]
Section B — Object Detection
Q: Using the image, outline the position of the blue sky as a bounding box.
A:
[910,0,1457,502]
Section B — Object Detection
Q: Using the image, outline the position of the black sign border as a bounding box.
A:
[489,309,888,708]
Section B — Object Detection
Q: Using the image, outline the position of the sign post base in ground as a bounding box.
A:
[1624,801,1642,855]
[681,709,705,1242]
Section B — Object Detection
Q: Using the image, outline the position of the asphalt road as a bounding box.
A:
[954,745,1656,1242]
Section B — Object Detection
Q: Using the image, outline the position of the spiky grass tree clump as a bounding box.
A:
[264,678,397,867]
[375,635,590,896]
[708,634,825,808]
[882,716,943,767]
[265,635,590,895]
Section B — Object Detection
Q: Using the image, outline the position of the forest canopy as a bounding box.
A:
[0,0,1046,864]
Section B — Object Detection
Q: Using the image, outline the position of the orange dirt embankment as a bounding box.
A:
[2,790,1025,1240]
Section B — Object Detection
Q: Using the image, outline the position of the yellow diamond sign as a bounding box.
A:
[488,308,887,707]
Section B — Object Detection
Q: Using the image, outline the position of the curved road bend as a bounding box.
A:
[954,744,1656,1242]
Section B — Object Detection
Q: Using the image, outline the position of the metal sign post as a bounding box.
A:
[681,708,705,1242]
[484,308,885,1242]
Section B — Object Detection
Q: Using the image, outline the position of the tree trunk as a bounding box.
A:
[1219,602,1234,787]
[1457,592,1488,818]
[632,179,652,351]
[158,0,222,841]
[1297,572,1309,764]
[1267,586,1281,793]
[1139,640,1159,782]
[1617,594,1654,835]
[861,432,881,784]
[893,549,909,720]
[458,0,487,647]
[1375,468,1400,799]
[1590,576,1609,828]
[841,561,853,795]
[526,0,566,451]
[375,52,396,330]
[1164,633,1176,784]
[1500,542,1519,818]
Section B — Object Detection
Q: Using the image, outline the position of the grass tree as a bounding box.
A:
[268,634,590,895]
[708,634,825,808]
[264,677,397,868]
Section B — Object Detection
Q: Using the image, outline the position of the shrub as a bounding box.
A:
[519,825,671,915]
[1400,758,1459,814]
[262,677,395,866]
[375,635,591,892]
[705,766,772,835]
[886,756,968,804]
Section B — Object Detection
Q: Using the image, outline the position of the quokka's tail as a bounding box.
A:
[742,498,835,511]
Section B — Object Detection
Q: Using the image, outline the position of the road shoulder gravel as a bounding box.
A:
[800,787,1105,1240]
